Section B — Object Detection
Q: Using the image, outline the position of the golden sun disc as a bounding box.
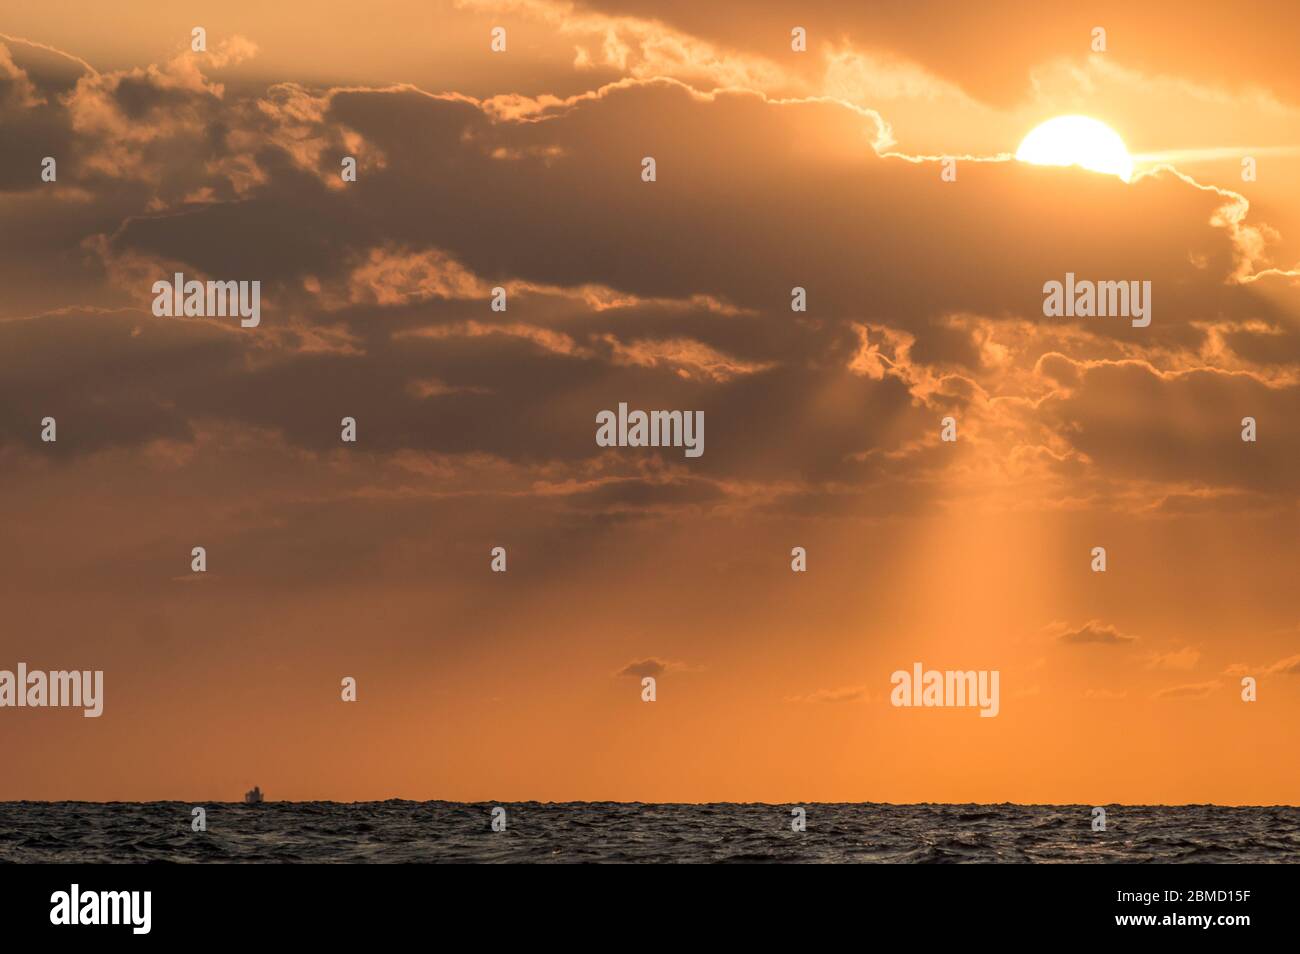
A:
[1016,115,1134,182]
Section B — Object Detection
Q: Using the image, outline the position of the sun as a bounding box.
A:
[1015,115,1134,183]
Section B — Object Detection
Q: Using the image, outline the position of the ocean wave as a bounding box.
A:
[0,802,1296,863]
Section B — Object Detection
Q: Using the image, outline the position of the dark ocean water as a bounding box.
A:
[2,802,1297,863]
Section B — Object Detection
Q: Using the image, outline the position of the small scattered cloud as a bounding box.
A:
[1144,647,1201,671]
[786,685,871,704]
[1154,680,1222,700]
[1049,619,1137,645]
[616,657,690,679]
[1083,688,1128,700]
[1265,653,1300,675]
[1224,652,1300,677]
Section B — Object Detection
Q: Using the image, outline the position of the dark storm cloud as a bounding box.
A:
[569,0,1300,108]
[69,75,1257,332]
[1039,358,1300,493]
[0,308,242,454]
[0,44,76,193]
[1,46,1296,512]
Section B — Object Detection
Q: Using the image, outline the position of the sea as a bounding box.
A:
[2,801,1297,863]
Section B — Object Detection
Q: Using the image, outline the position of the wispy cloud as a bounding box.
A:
[786,685,871,704]
[1154,680,1222,700]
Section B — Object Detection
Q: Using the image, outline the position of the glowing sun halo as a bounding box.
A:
[1016,115,1134,182]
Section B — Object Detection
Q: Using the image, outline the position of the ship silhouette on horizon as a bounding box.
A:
[244,786,263,805]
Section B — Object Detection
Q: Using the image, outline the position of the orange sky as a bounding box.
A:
[0,1,1297,804]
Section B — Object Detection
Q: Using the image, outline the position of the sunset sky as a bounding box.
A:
[1,1,1297,805]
